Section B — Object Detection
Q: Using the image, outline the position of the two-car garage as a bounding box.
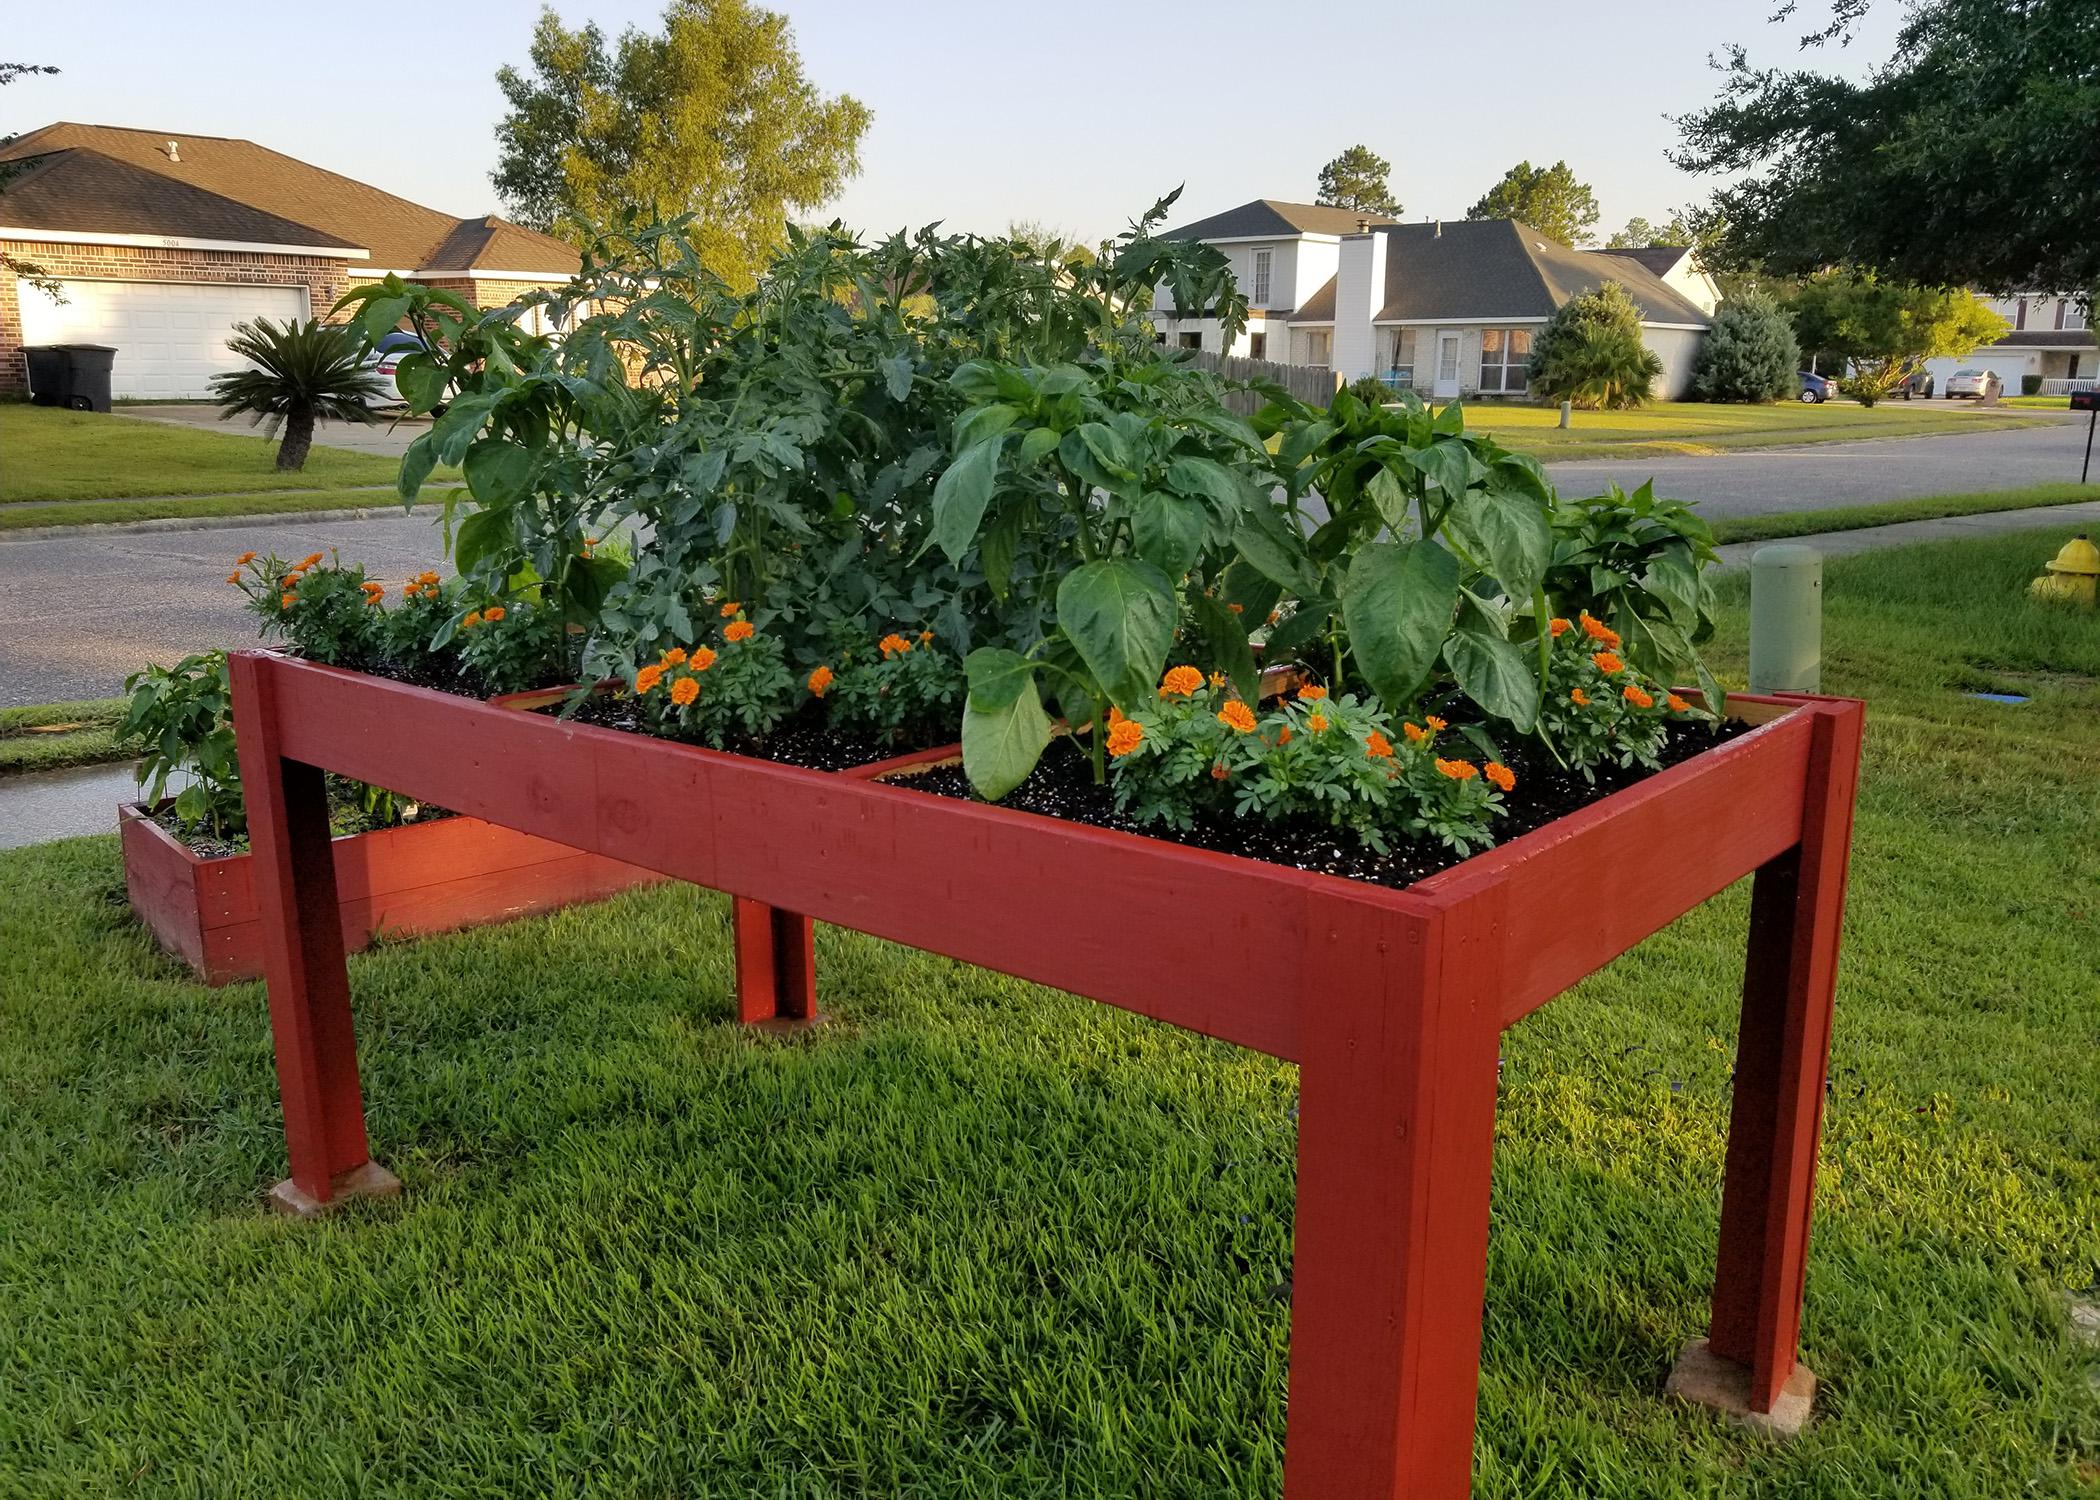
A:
[14,278,308,400]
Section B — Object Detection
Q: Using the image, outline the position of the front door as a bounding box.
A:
[1433,332,1462,398]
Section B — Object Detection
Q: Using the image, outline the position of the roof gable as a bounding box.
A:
[1371,219,1710,326]
[1166,198,1400,241]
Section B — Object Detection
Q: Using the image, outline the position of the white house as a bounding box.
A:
[1150,199,1719,400]
[1921,293,2097,394]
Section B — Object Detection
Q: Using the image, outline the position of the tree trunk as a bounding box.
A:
[277,409,315,472]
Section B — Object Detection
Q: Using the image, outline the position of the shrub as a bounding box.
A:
[1342,374,1394,407]
[2022,374,2043,396]
[1526,282,1664,409]
[1689,292,1800,403]
[209,318,386,471]
[1837,374,1883,407]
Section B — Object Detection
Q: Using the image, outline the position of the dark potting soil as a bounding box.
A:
[154,790,456,860]
[892,719,1755,890]
[564,696,954,773]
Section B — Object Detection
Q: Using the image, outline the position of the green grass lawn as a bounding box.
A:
[1711,480,2100,545]
[0,489,443,532]
[2,533,2096,1495]
[0,404,430,503]
[0,697,128,775]
[1467,398,2058,458]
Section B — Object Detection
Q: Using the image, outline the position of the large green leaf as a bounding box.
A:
[1165,455,1257,517]
[1365,464,1414,532]
[1131,491,1206,579]
[453,505,513,577]
[931,438,1004,564]
[1341,540,1460,706]
[963,646,1037,710]
[429,394,498,466]
[397,432,438,505]
[962,677,1052,801]
[1463,487,1553,596]
[1444,616,1540,731]
[1187,592,1259,704]
[1055,557,1177,711]
[1234,496,1317,594]
[463,438,533,505]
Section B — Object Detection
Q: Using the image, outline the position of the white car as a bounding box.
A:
[1943,368,2003,399]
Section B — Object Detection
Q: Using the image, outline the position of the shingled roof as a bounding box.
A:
[0,123,579,275]
[1369,220,1710,325]
[1164,198,1401,241]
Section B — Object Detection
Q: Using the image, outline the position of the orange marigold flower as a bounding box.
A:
[1209,762,1231,780]
[635,663,665,695]
[1623,684,1655,709]
[689,646,717,672]
[1549,617,1571,637]
[1106,718,1144,757]
[1227,602,1244,614]
[919,629,935,645]
[877,631,910,657]
[718,601,741,618]
[234,551,257,567]
[1208,671,1228,688]
[1435,757,1478,781]
[724,621,756,643]
[1485,761,1516,792]
[1296,683,1328,700]
[418,570,440,585]
[807,664,834,697]
[1276,726,1294,745]
[1579,611,1622,649]
[1592,651,1624,675]
[462,611,484,629]
[227,572,242,586]
[1365,730,1396,759]
[661,647,688,667]
[483,605,506,623]
[280,592,297,609]
[1402,722,1428,743]
[1425,715,1447,732]
[1666,693,1692,713]
[1106,705,1124,724]
[1160,665,1205,698]
[669,675,700,706]
[298,552,325,570]
[1217,700,1258,733]
[1306,713,1328,733]
[1570,687,1591,706]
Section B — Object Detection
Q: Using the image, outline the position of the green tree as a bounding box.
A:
[1526,283,1664,408]
[210,319,386,471]
[1606,216,1658,249]
[493,0,871,287]
[1006,221,1097,269]
[1,61,62,297]
[1673,0,2100,298]
[1689,291,1801,403]
[1466,160,1599,246]
[1783,272,2007,403]
[1315,145,1401,216]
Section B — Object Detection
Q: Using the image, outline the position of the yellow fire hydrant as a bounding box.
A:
[2030,534,2100,607]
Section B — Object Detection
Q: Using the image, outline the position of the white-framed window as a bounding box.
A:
[2063,300,2089,332]
[1478,328,1533,393]
[1384,328,1418,387]
[1251,248,1272,305]
[1249,331,1267,359]
[1305,329,1333,366]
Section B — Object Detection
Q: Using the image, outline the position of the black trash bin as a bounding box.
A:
[56,344,117,413]
[21,345,67,406]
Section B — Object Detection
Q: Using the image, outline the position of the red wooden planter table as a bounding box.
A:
[228,649,1863,1498]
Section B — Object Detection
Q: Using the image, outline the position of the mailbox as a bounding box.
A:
[2070,390,2100,411]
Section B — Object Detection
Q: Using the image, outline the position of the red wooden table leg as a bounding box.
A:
[1674,701,1864,1431]
[1283,890,1505,1499]
[732,899,817,1027]
[230,653,399,1217]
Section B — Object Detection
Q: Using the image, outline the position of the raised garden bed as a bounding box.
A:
[228,650,1864,1498]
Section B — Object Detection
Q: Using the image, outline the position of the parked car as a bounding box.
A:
[1943,368,2003,399]
[1798,371,1836,403]
[361,331,441,414]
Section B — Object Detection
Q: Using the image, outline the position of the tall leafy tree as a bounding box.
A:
[1315,145,1401,216]
[493,0,871,287]
[1783,272,2008,402]
[1689,291,1801,403]
[1466,160,1599,246]
[1,61,62,297]
[1673,0,2100,296]
[1605,217,1659,250]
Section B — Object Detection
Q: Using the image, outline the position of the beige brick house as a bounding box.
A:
[0,123,580,399]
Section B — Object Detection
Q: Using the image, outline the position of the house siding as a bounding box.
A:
[1644,326,1704,401]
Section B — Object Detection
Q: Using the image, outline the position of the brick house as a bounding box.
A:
[0,123,580,399]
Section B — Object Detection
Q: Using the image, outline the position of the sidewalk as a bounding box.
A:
[1715,499,2100,567]
[0,761,143,849]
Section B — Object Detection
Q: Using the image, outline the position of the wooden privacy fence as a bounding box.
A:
[1189,351,1340,413]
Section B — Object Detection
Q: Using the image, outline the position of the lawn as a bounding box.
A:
[1466,398,2057,458]
[0,405,433,503]
[0,696,126,775]
[0,489,440,532]
[2,533,2096,1495]
[1710,480,2100,545]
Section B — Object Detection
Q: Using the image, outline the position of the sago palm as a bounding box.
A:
[211,318,387,471]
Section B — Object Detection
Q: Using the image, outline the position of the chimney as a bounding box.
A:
[1355,215,1370,234]
[165,140,180,163]
[1332,226,1390,381]
[1433,219,1441,239]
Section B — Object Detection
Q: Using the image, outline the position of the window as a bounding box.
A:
[1249,331,1267,360]
[1154,331,1167,345]
[1251,248,1273,305]
[1305,330,1332,366]
[1387,328,1417,387]
[2064,301,2089,332]
[1477,328,1532,393]
[1179,331,1202,351]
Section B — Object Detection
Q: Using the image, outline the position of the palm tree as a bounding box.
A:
[210,318,387,471]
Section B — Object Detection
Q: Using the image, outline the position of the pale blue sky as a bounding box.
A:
[6,0,1901,243]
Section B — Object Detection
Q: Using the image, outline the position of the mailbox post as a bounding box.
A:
[2072,388,2100,483]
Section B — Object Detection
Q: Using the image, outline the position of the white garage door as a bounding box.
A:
[16,279,309,400]
[1923,353,2029,392]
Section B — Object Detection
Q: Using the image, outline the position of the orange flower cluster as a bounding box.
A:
[1549,617,1571,637]
[1305,713,1328,733]
[724,621,755,643]
[1159,665,1204,698]
[919,629,936,645]
[689,646,716,672]
[1579,612,1622,649]
[297,552,324,570]
[1217,701,1257,733]
[807,664,834,698]
[484,606,505,623]
[1424,715,1447,732]
[402,569,442,600]
[1435,757,1478,781]
[280,592,298,609]
[1106,717,1144,757]
[1209,763,1231,780]
[1364,731,1395,760]
[226,572,243,586]
[1666,693,1692,713]
[1591,651,1624,675]
[1622,684,1655,709]
[462,611,485,629]
[1485,761,1516,792]
[635,663,666,695]
[1402,722,1428,743]
[669,676,700,706]
[235,551,258,568]
[1296,683,1327,701]
[877,631,911,657]
[1569,687,1591,706]
[1275,725,1294,745]
[660,647,687,667]
[360,581,386,607]
[718,601,741,618]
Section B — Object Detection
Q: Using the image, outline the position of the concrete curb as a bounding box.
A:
[0,503,446,543]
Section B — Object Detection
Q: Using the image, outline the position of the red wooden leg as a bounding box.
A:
[1701,702,1864,1416]
[229,653,397,1216]
[1284,891,1505,1499]
[732,898,817,1025]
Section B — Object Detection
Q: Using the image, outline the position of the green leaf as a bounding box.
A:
[1131,491,1206,579]
[357,295,410,343]
[397,432,438,505]
[429,394,498,466]
[1015,425,1060,468]
[980,504,1021,599]
[881,354,913,401]
[1432,398,1467,435]
[1261,598,1333,661]
[453,506,513,577]
[954,403,1021,451]
[1220,559,1282,629]
[1165,455,1256,517]
[1365,465,1413,533]
[1341,540,1460,706]
[1076,422,1135,478]
[463,438,533,505]
[931,438,1004,564]
[1465,487,1553,596]
[1445,618,1540,732]
[1055,557,1177,711]
[1188,592,1258,703]
[392,355,449,414]
[962,646,1036,710]
[962,677,1053,801]
[1234,497,1316,594]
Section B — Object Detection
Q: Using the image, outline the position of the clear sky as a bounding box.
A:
[6,0,1903,243]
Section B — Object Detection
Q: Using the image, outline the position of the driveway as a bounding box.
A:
[1542,415,2090,519]
[118,403,432,458]
[0,511,451,706]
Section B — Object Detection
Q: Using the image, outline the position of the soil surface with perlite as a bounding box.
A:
[892,720,1753,890]
[566,697,948,772]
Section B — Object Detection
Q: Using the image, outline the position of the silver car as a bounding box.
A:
[1943,368,2003,399]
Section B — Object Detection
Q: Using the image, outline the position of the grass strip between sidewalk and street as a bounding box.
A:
[0,488,448,532]
[0,698,128,776]
[1710,481,2100,545]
